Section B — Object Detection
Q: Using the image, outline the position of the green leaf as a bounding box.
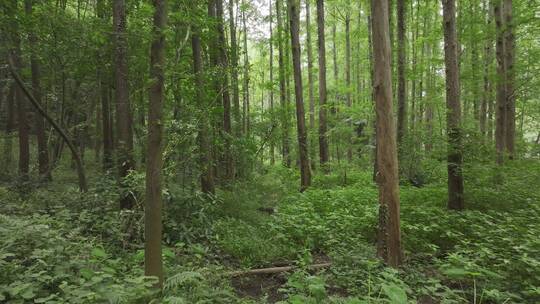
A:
[91,247,107,259]
[381,283,407,304]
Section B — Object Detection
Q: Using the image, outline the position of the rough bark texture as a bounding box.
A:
[494,0,506,165]
[371,0,403,267]
[442,0,465,211]
[503,0,515,159]
[192,31,215,194]
[25,0,51,181]
[316,0,329,167]
[288,0,311,191]
[113,0,135,209]
[145,0,167,287]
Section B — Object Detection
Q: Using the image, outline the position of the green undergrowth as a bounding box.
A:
[0,160,539,303]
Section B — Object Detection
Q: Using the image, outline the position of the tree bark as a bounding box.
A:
[276,0,291,167]
[442,0,465,210]
[288,0,311,191]
[306,0,316,170]
[371,0,402,267]
[316,0,329,167]
[242,6,250,136]
[503,0,515,159]
[229,0,241,136]
[480,0,493,138]
[145,0,167,288]
[113,0,136,209]
[345,6,353,161]
[269,0,275,165]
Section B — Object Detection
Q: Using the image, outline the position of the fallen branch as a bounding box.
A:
[229,263,331,277]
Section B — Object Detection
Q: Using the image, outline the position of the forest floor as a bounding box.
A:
[1,158,539,303]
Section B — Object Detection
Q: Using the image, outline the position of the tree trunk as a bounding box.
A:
[306,0,316,170]
[316,0,329,167]
[192,30,215,194]
[345,7,353,161]
[396,0,406,150]
[494,0,506,165]
[480,1,493,138]
[216,0,234,179]
[276,0,291,167]
[229,0,241,136]
[242,6,250,136]
[288,0,311,191]
[1,85,15,175]
[145,0,167,288]
[25,0,51,181]
[442,0,465,211]
[269,0,275,165]
[113,0,136,209]
[503,0,515,159]
[371,0,402,267]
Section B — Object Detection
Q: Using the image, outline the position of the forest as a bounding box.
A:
[0,0,539,303]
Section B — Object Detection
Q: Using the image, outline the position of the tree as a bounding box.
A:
[113,0,135,209]
[25,0,51,181]
[371,0,402,267]
[442,0,465,210]
[316,0,329,167]
[192,28,215,194]
[269,0,276,165]
[305,0,316,169]
[396,0,407,149]
[288,0,311,191]
[503,0,515,159]
[145,0,167,287]
[276,0,291,167]
[229,0,241,136]
[494,0,506,165]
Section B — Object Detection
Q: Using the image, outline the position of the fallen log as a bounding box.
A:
[229,263,331,277]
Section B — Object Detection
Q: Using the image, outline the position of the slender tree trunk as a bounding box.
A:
[242,6,250,136]
[269,0,275,165]
[316,0,329,167]
[345,7,353,161]
[25,0,51,181]
[145,0,167,288]
[192,30,215,194]
[306,0,316,170]
[443,0,465,210]
[2,85,15,175]
[481,1,493,137]
[396,0,406,149]
[9,1,30,182]
[97,0,114,170]
[288,0,311,191]
[277,0,291,167]
[503,0,515,159]
[216,0,234,179]
[494,0,506,165]
[371,0,402,267]
[229,0,241,136]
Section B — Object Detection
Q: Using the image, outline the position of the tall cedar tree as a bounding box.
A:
[276,0,291,167]
[145,0,167,287]
[316,0,329,167]
[396,0,407,149]
[306,0,316,169]
[503,0,515,158]
[371,0,403,267]
[494,0,506,165]
[229,0,241,135]
[442,0,465,210]
[269,0,275,164]
[288,0,311,191]
[113,0,136,209]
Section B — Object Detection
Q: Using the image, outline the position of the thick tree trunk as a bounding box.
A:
[113,0,136,209]
[494,0,506,165]
[145,0,167,288]
[442,0,465,211]
[396,0,407,149]
[288,0,311,191]
[371,0,402,267]
[25,0,51,181]
[316,0,329,167]
[503,0,515,159]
